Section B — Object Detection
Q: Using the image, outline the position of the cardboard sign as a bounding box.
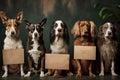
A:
[45,54,69,70]
[3,49,24,65]
[74,46,96,60]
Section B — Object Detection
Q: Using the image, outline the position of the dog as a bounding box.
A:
[0,11,25,77]
[45,20,73,77]
[71,20,96,77]
[97,22,117,76]
[24,18,47,77]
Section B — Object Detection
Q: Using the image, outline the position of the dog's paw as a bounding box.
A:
[89,72,96,77]
[45,72,51,76]
[40,71,45,77]
[112,72,117,76]
[24,72,31,77]
[99,72,104,76]
[53,73,60,77]
[67,72,73,77]
[2,73,8,78]
[21,72,25,76]
[76,73,82,78]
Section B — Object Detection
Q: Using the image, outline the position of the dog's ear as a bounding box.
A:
[90,21,97,37]
[0,11,8,24]
[16,11,23,23]
[98,25,103,38]
[63,22,69,45]
[24,20,31,30]
[71,21,80,37]
[39,18,47,28]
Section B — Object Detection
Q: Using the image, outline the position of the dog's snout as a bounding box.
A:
[85,31,88,34]
[11,31,15,35]
[108,32,112,35]
[58,29,62,32]
[34,33,38,37]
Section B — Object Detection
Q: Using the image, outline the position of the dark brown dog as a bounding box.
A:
[24,18,47,77]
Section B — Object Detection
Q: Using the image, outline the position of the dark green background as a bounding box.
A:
[0,0,120,76]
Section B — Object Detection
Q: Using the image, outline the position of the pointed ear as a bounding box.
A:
[24,20,31,30]
[0,11,8,24]
[39,18,47,28]
[16,11,23,23]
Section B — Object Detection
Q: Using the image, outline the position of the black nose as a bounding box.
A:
[34,33,38,37]
[108,32,112,35]
[58,29,62,32]
[11,31,15,35]
[85,31,88,34]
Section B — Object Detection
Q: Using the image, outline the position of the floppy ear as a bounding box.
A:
[89,21,97,37]
[24,20,31,30]
[39,18,47,28]
[0,11,8,24]
[63,22,69,45]
[16,11,23,23]
[50,23,55,44]
[71,21,80,37]
[98,25,103,38]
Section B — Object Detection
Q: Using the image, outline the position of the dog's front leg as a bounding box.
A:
[24,57,33,77]
[99,61,104,76]
[53,69,61,77]
[75,59,82,78]
[20,64,25,76]
[89,61,96,77]
[111,61,117,76]
[2,65,8,77]
[40,57,45,77]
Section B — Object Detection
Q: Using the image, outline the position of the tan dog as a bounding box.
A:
[71,20,97,77]
[0,11,25,77]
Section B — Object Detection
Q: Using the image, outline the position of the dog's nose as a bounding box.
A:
[11,31,15,35]
[108,32,112,35]
[58,29,62,32]
[85,31,88,34]
[34,33,38,37]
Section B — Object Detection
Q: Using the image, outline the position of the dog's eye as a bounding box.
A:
[14,24,17,27]
[104,26,108,29]
[61,23,64,28]
[54,23,58,28]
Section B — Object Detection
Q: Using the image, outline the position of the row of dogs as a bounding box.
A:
[0,11,118,78]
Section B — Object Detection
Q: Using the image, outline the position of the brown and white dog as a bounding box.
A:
[97,22,117,76]
[45,20,73,77]
[0,11,25,77]
[71,20,96,77]
[24,18,47,77]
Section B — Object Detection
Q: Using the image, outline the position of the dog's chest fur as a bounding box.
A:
[100,41,117,60]
[4,36,22,49]
[28,39,40,62]
[51,38,67,53]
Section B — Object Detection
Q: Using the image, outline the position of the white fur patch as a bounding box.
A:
[54,20,64,36]
[51,38,67,53]
[28,39,41,68]
[105,22,112,37]
[4,36,23,49]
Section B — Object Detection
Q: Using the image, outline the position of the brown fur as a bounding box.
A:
[0,11,23,74]
[71,20,97,77]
